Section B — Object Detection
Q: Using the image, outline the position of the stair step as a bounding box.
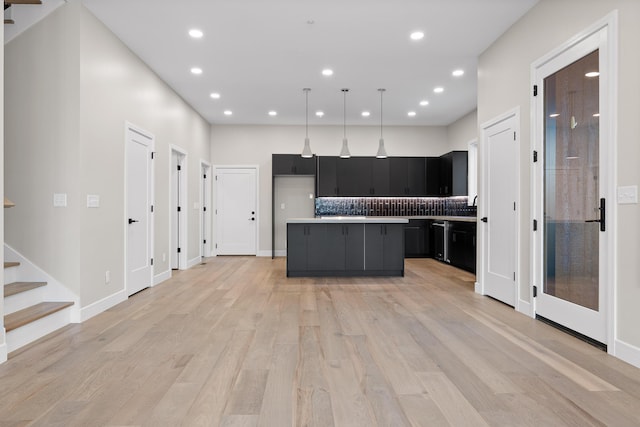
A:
[4,281,47,297]
[4,262,20,269]
[4,197,15,208]
[5,302,74,332]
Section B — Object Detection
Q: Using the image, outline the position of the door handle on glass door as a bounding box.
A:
[128,218,139,224]
[584,198,605,231]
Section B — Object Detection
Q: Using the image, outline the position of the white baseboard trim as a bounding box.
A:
[0,331,6,364]
[154,269,171,286]
[187,256,202,269]
[257,250,273,257]
[79,289,127,323]
[474,281,482,294]
[613,339,640,369]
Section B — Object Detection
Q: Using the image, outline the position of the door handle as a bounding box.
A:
[480,217,488,223]
[585,198,605,232]
[128,218,139,224]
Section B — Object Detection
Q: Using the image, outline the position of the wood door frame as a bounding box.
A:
[530,12,618,347]
[200,160,212,258]
[170,145,188,270]
[124,122,155,295]
[478,107,521,311]
[213,165,260,256]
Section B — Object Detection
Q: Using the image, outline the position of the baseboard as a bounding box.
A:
[474,281,482,294]
[79,289,127,323]
[187,256,202,269]
[154,269,171,286]
[0,332,6,364]
[257,250,273,257]
[613,339,640,369]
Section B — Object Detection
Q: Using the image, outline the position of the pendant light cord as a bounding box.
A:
[379,88,385,139]
[342,89,348,139]
[304,88,309,139]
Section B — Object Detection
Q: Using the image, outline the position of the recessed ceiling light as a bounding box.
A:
[210,92,221,99]
[408,111,417,117]
[419,100,429,106]
[410,31,424,41]
[585,71,600,77]
[190,67,203,75]
[322,69,334,76]
[223,110,232,116]
[316,111,324,117]
[362,111,370,117]
[188,29,203,38]
[268,111,277,116]
[433,87,444,93]
[452,69,465,77]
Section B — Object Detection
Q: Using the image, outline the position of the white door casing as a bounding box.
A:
[170,147,187,270]
[215,167,258,255]
[125,123,154,296]
[479,109,519,307]
[531,14,616,345]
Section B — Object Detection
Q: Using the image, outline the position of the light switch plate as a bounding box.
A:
[617,185,638,204]
[87,194,100,208]
[53,193,67,207]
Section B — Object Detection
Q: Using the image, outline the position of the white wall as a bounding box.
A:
[478,0,640,358]
[0,4,5,362]
[4,1,211,312]
[211,125,449,254]
[447,109,478,151]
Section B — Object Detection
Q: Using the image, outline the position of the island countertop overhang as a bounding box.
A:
[286,217,409,224]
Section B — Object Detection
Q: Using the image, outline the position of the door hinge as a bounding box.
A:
[177,206,181,212]
[203,206,207,212]
[203,239,207,244]
[533,150,538,163]
[533,85,538,96]
[215,243,218,249]
[151,152,155,160]
[533,285,538,297]
[514,202,516,211]
[177,248,181,253]
[204,174,207,179]
[177,165,181,171]
[513,272,516,281]
[215,209,218,215]
[150,258,154,266]
[533,219,538,231]
[215,175,218,181]
[151,205,154,212]
[514,131,516,141]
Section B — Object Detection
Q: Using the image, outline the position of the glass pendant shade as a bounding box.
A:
[301,88,313,158]
[340,88,351,158]
[302,137,312,158]
[376,88,387,158]
[340,138,351,158]
[376,138,387,158]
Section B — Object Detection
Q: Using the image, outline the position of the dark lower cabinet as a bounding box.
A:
[404,219,432,258]
[448,221,476,273]
[287,222,404,276]
[364,224,404,272]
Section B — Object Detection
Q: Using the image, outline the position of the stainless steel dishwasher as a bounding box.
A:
[432,221,448,262]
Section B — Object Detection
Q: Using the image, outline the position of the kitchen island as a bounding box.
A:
[286,217,408,277]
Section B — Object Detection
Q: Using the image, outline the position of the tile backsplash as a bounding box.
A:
[315,197,476,217]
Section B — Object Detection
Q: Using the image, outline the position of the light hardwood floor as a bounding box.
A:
[2,257,640,426]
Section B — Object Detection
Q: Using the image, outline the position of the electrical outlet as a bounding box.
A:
[105,270,110,284]
[280,203,285,210]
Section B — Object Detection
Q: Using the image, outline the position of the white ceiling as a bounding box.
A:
[13,0,540,126]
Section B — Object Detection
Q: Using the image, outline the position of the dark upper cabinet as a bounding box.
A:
[317,156,338,196]
[425,157,440,196]
[439,151,468,196]
[272,154,316,175]
[371,158,390,196]
[337,157,372,196]
[389,157,426,196]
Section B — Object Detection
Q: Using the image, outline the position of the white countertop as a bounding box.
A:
[408,216,477,223]
[287,216,409,224]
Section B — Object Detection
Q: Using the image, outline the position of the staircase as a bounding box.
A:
[4,198,75,354]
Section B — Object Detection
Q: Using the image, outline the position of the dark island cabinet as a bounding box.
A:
[272,154,316,175]
[364,224,405,272]
[287,221,404,277]
[439,151,468,196]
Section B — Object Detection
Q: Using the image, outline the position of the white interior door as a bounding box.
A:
[216,167,257,255]
[481,112,518,306]
[533,24,612,344]
[126,125,154,296]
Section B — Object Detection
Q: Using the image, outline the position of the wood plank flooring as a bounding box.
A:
[2,257,640,426]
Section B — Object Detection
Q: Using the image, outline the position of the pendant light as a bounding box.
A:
[339,88,351,158]
[301,88,313,158]
[376,88,388,158]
